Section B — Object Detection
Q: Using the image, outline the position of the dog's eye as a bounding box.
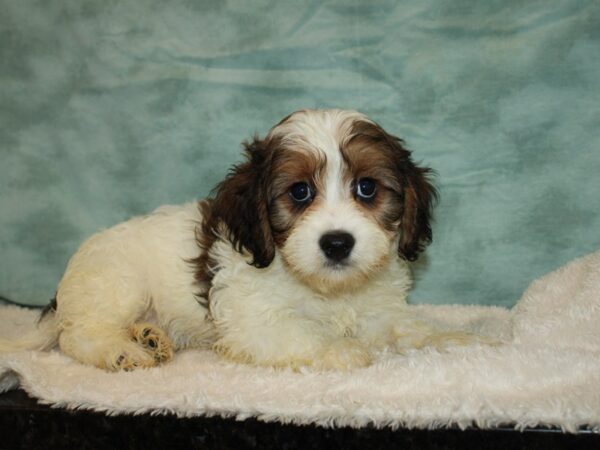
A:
[356,178,377,200]
[289,182,313,203]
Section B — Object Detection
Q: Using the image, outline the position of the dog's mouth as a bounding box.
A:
[323,260,351,271]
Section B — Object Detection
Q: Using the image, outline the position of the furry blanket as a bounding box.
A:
[1,250,600,432]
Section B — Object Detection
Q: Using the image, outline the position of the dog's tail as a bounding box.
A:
[0,302,60,353]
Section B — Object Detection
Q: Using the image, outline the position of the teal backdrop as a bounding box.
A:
[1,0,599,307]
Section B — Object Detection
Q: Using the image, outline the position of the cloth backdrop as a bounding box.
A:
[1,0,599,307]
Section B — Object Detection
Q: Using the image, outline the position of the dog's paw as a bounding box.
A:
[129,323,174,364]
[395,329,499,353]
[113,349,156,372]
[438,331,500,348]
[315,338,372,371]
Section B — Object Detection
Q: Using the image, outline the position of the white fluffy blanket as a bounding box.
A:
[1,250,600,432]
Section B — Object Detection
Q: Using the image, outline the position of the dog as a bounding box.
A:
[2,109,476,371]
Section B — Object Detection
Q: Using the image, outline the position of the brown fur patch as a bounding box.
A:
[343,120,437,261]
[191,199,216,305]
[192,137,280,292]
[268,149,327,246]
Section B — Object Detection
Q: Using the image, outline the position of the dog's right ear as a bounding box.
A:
[204,137,275,268]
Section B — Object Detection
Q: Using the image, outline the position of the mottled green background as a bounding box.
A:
[1,0,599,307]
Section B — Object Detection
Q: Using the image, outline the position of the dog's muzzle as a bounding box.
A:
[319,231,355,262]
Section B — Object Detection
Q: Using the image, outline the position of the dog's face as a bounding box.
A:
[204,109,436,295]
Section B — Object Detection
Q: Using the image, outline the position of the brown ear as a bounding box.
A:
[206,137,275,268]
[346,119,437,262]
[398,161,437,262]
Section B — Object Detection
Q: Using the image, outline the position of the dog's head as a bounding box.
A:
[205,109,437,294]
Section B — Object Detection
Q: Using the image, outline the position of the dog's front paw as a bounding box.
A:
[113,350,156,372]
[395,329,499,353]
[315,338,372,371]
[423,331,499,349]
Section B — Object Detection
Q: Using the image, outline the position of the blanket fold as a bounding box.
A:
[2,250,600,431]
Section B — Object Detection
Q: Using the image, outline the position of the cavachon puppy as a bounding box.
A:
[1,109,477,371]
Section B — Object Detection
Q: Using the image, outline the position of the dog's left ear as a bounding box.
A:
[349,120,438,262]
[370,126,436,262]
[207,137,275,268]
[397,158,437,261]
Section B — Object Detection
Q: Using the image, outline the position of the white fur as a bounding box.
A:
[0,109,467,371]
[208,237,414,369]
[54,203,214,369]
[280,201,392,295]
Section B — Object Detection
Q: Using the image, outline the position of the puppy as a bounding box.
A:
[2,109,467,371]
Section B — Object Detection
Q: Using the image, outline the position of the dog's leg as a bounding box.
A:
[213,312,372,371]
[392,321,498,352]
[314,338,372,371]
[355,305,498,354]
[58,325,154,371]
[152,295,215,352]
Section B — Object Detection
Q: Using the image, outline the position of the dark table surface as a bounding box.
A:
[0,388,598,450]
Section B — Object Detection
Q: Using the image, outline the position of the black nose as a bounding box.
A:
[319,231,355,262]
